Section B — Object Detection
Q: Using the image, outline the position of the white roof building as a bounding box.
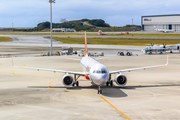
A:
[142,14,180,31]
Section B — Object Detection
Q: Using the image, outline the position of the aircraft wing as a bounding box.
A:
[11,58,87,75]
[14,65,86,75]
[109,55,168,74]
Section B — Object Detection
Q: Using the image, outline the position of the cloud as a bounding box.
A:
[0,0,180,27]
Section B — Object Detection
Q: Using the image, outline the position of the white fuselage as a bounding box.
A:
[144,44,180,51]
[160,44,180,51]
[154,28,174,33]
[80,56,109,86]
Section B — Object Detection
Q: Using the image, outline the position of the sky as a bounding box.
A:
[0,0,180,28]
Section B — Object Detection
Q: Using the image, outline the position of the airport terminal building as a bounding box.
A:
[142,14,180,31]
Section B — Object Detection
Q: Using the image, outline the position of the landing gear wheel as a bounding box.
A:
[106,82,109,86]
[127,52,130,56]
[98,86,102,94]
[110,81,113,86]
[120,52,124,56]
[72,83,75,87]
[170,51,173,53]
[76,81,79,87]
[98,90,102,94]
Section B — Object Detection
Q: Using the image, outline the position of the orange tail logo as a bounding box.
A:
[85,31,88,56]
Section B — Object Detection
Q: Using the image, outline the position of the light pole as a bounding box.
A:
[49,0,55,55]
[12,23,13,32]
[132,18,133,25]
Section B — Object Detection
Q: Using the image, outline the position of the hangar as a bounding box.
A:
[142,14,180,31]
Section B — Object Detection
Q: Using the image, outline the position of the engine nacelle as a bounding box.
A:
[115,74,127,86]
[62,74,74,86]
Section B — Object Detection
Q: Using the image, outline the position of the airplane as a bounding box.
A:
[159,43,180,53]
[12,32,168,94]
[98,30,105,35]
[143,43,180,53]
[153,26,174,33]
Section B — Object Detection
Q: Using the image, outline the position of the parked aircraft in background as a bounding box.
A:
[159,43,180,53]
[153,26,174,33]
[12,32,168,94]
[98,30,105,35]
[151,43,179,52]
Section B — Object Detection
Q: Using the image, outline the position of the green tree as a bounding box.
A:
[37,21,50,31]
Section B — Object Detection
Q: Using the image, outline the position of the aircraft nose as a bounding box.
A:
[91,74,109,85]
[93,78,105,85]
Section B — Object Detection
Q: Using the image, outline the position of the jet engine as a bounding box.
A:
[115,74,127,86]
[62,74,74,86]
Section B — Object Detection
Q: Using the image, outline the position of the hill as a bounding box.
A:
[12,19,141,32]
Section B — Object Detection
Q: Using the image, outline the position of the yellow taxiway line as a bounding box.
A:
[47,81,131,120]
[10,71,131,119]
[47,81,99,97]
[100,96,131,120]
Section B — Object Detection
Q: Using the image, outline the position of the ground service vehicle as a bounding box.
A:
[117,51,132,56]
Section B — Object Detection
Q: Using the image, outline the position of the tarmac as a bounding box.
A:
[0,35,180,120]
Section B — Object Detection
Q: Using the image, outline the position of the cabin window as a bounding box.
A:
[93,70,107,74]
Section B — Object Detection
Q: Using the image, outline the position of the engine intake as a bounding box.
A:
[62,74,74,86]
[115,74,127,86]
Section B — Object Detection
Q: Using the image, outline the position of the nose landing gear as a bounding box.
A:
[98,86,102,94]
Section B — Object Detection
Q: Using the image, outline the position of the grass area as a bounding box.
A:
[0,37,12,42]
[1,32,180,37]
[53,37,180,46]
[41,28,50,32]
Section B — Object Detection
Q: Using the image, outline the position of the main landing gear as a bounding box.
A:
[106,80,113,86]
[106,74,113,86]
[72,81,79,87]
[72,74,80,87]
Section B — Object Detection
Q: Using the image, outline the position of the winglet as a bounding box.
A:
[85,31,88,57]
[166,55,168,65]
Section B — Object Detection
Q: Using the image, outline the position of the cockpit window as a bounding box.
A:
[93,70,107,74]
